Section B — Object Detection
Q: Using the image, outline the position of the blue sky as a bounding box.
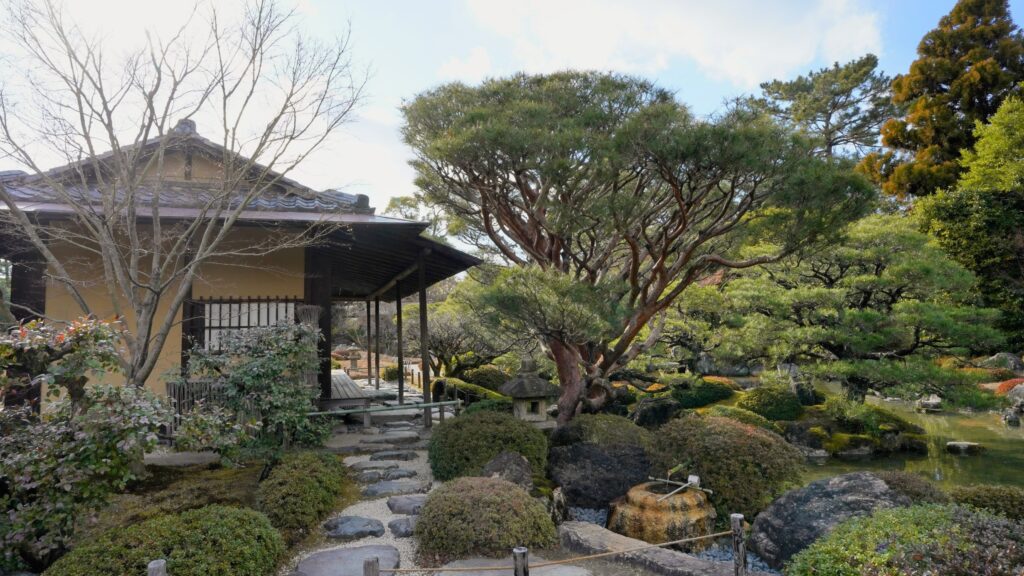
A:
[38,0,1024,209]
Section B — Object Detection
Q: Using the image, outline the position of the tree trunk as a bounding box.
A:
[551,339,584,426]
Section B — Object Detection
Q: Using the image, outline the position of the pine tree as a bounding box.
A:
[760,54,895,159]
[860,0,1024,198]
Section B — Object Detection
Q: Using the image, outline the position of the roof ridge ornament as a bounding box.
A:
[172,118,196,135]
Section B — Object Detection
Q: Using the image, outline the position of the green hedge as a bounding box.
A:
[736,386,803,421]
[650,414,802,520]
[428,412,547,481]
[462,366,509,391]
[873,470,948,504]
[701,405,782,434]
[671,378,735,408]
[382,366,402,382]
[786,504,1023,576]
[256,452,355,544]
[416,477,556,560]
[950,483,1024,520]
[463,398,514,415]
[44,505,284,576]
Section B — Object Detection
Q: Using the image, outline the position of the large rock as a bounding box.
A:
[480,451,533,488]
[981,352,1024,371]
[548,442,651,509]
[388,516,418,538]
[387,494,428,515]
[946,441,985,455]
[1008,384,1024,403]
[322,516,385,540]
[629,397,682,429]
[292,545,399,576]
[749,472,910,569]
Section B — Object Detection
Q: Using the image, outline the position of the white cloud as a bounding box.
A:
[438,46,493,82]
[464,0,882,87]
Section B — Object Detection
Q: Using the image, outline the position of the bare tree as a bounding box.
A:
[0,0,364,387]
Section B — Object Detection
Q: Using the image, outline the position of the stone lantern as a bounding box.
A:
[500,361,560,424]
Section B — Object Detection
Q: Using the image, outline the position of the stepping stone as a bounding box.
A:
[323,516,385,541]
[437,557,591,576]
[349,460,399,471]
[387,494,428,515]
[362,480,429,497]
[370,450,418,461]
[291,545,399,576]
[383,421,414,429]
[365,390,398,401]
[388,516,417,538]
[383,468,417,480]
[361,431,420,445]
[357,470,383,483]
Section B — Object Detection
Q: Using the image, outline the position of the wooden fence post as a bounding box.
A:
[147,559,168,576]
[363,556,380,576]
[423,403,432,429]
[513,546,529,576]
[731,513,746,576]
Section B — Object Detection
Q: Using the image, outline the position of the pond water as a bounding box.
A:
[805,397,1024,488]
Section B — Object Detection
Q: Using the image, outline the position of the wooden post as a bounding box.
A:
[731,513,746,576]
[395,283,404,405]
[365,300,372,381]
[418,252,431,402]
[513,546,529,576]
[147,559,168,576]
[423,403,432,429]
[363,556,380,576]
[374,297,381,390]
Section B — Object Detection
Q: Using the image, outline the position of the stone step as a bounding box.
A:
[370,450,419,461]
[290,545,399,576]
[360,431,421,445]
[349,460,399,471]
[387,494,428,515]
[323,516,384,541]
[362,480,430,497]
[357,468,418,483]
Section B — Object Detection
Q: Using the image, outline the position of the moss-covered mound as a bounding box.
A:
[736,386,803,421]
[432,377,507,405]
[700,405,782,433]
[786,504,1024,576]
[428,412,547,481]
[950,483,1024,521]
[549,413,651,450]
[257,452,356,544]
[461,366,509,392]
[415,477,556,560]
[650,414,803,519]
[671,378,735,408]
[45,505,284,576]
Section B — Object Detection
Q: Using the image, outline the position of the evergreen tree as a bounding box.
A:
[759,54,895,159]
[860,0,1024,198]
[919,95,1024,345]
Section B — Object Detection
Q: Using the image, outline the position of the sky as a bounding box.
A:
[11,0,1024,211]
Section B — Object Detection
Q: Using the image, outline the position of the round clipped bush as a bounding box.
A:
[950,483,1024,520]
[44,505,284,576]
[736,386,803,421]
[428,412,547,481]
[257,451,354,544]
[650,414,803,519]
[382,365,402,382]
[462,365,509,391]
[549,413,651,449]
[463,397,514,415]
[873,470,948,504]
[671,378,735,408]
[786,504,1024,576]
[701,405,782,433]
[415,477,556,560]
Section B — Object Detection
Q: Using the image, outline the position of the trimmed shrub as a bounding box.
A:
[950,484,1024,520]
[996,378,1024,395]
[382,365,402,382]
[257,452,355,544]
[462,365,509,391]
[873,471,948,504]
[463,398,514,415]
[702,375,741,390]
[736,386,803,421]
[821,396,919,436]
[44,505,284,576]
[671,378,735,409]
[650,415,803,519]
[550,413,651,450]
[415,477,556,560]
[428,412,547,481]
[786,504,1024,576]
[701,405,782,433]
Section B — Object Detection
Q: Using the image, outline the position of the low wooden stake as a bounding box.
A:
[513,546,530,576]
[147,559,168,576]
[731,513,747,576]
[363,556,380,576]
